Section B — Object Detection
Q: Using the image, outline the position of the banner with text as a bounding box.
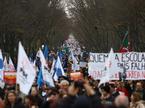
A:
[88,52,145,80]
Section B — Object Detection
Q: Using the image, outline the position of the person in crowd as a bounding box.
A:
[109,82,120,99]
[134,81,145,100]
[24,95,39,108]
[4,90,25,108]
[0,87,4,100]
[0,97,4,108]
[72,80,102,108]
[57,82,79,108]
[58,80,69,98]
[100,84,114,106]
[130,92,145,108]
[125,81,135,98]
[91,80,101,97]
[115,94,129,108]
[41,84,49,101]
[15,84,25,103]
[30,86,43,108]
[58,79,102,108]
[116,81,129,97]
[41,88,60,108]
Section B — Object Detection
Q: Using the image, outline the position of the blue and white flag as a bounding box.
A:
[17,42,36,95]
[53,56,65,81]
[0,50,4,81]
[50,59,56,76]
[37,49,54,87]
[37,67,43,87]
[42,44,49,60]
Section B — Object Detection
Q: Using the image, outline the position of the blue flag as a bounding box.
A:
[37,68,43,87]
[0,50,3,81]
[42,44,49,60]
[53,56,65,81]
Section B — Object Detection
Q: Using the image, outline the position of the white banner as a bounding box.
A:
[88,52,145,80]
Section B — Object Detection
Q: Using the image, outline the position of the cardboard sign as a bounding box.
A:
[70,72,83,81]
[4,71,16,85]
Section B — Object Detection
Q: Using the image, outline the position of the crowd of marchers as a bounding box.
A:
[0,78,145,108]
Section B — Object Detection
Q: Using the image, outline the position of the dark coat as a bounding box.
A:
[4,101,25,108]
[32,95,43,108]
[57,96,77,108]
[72,95,102,108]
[58,94,102,108]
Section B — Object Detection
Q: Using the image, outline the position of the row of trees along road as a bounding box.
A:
[0,0,71,57]
[68,0,145,52]
[1,0,145,57]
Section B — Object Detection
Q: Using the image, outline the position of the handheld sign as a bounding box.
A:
[70,72,83,81]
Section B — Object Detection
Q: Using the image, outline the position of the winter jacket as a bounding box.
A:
[4,100,25,108]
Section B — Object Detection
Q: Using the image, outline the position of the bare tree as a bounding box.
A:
[0,0,71,57]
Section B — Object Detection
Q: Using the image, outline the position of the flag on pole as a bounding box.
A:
[119,31,131,52]
[9,57,15,71]
[50,59,56,76]
[99,48,122,87]
[37,49,54,87]
[37,68,43,87]
[4,57,9,71]
[0,50,4,81]
[42,44,49,60]
[37,49,48,68]
[17,42,36,95]
[4,57,16,85]
[70,50,80,71]
[53,56,65,81]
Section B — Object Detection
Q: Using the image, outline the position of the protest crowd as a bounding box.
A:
[0,35,145,108]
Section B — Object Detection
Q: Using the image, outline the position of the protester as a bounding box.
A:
[109,82,120,99]
[0,97,4,108]
[30,86,43,108]
[116,82,129,97]
[24,95,39,108]
[41,88,59,108]
[100,84,114,106]
[58,80,69,98]
[115,95,129,108]
[134,82,145,100]
[125,81,135,98]
[130,92,145,108]
[4,90,25,108]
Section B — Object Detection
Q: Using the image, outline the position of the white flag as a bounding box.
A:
[9,57,15,71]
[0,50,4,81]
[50,59,56,76]
[17,42,36,95]
[37,49,54,87]
[99,48,120,87]
[71,50,80,71]
[36,49,48,68]
[4,57,9,71]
